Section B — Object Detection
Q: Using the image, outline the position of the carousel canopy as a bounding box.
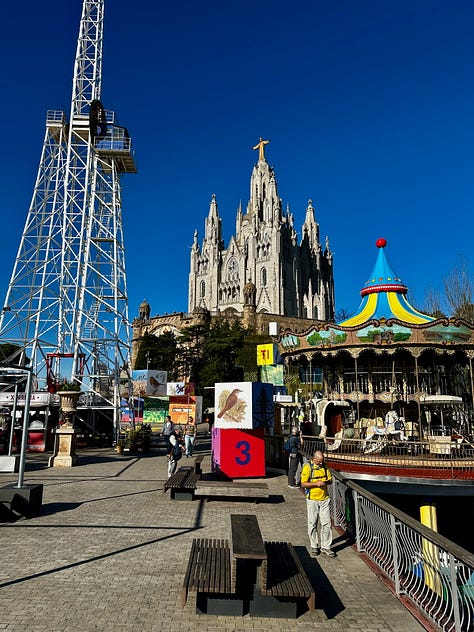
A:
[338,238,434,327]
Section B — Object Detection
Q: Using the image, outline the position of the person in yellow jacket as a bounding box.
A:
[300,450,336,557]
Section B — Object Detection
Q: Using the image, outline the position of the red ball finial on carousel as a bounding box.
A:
[376,238,387,248]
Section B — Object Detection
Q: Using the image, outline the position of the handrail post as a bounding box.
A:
[390,514,402,595]
[449,552,461,630]
[353,489,363,552]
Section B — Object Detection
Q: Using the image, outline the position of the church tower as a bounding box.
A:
[188,140,334,320]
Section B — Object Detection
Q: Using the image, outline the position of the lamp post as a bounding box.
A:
[15,366,33,488]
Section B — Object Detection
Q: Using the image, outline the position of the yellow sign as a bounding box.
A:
[257,343,276,365]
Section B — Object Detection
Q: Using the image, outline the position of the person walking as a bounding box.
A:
[285,426,302,488]
[167,427,184,477]
[300,450,335,557]
[161,415,173,452]
[184,416,196,457]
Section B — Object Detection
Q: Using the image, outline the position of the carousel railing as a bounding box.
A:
[330,472,474,632]
[301,436,474,479]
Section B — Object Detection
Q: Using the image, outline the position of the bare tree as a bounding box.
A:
[444,256,474,322]
[422,287,447,319]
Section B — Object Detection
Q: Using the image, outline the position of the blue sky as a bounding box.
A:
[1,0,473,322]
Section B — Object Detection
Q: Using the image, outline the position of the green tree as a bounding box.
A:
[199,318,246,388]
[0,343,29,366]
[236,331,271,381]
[134,331,178,376]
[173,323,209,387]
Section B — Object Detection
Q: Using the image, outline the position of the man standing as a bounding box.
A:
[184,416,196,457]
[285,426,302,489]
[161,415,173,452]
[300,450,335,557]
[167,427,184,477]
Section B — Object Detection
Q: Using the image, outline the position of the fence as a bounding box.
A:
[302,436,474,480]
[330,472,474,631]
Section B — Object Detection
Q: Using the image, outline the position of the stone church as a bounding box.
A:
[132,140,335,367]
[188,139,335,320]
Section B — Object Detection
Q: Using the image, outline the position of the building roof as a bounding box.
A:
[338,238,434,326]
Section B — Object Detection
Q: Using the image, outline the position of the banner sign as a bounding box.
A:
[256,343,278,365]
[260,364,284,386]
[132,370,167,397]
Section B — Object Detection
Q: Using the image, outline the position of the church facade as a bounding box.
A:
[188,139,335,320]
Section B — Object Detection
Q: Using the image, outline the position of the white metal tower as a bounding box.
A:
[0,0,136,430]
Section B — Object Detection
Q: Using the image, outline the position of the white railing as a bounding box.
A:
[330,472,474,631]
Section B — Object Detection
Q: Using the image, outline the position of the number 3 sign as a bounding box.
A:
[212,428,265,478]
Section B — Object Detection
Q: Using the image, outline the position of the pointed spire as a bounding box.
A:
[324,235,332,259]
[338,238,434,326]
[209,193,218,215]
[361,238,407,297]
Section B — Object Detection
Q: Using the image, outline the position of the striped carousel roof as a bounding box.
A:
[338,238,435,327]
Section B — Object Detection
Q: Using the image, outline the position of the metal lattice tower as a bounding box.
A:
[0,0,136,430]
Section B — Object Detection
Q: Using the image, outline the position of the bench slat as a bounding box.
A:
[262,541,315,608]
[231,514,266,560]
[196,481,268,494]
[182,538,232,606]
[164,467,199,492]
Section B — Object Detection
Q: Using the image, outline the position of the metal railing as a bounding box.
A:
[330,472,474,631]
[302,436,474,480]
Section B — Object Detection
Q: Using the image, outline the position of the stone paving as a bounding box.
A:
[0,430,428,632]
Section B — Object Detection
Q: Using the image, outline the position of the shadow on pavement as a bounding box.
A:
[296,545,345,618]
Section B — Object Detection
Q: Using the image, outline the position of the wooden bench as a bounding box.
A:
[182,514,314,618]
[182,538,243,615]
[181,538,231,605]
[163,466,199,500]
[259,541,315,613]
[230,513,267,593]
[193,454,204,476]
[194,480,269,502]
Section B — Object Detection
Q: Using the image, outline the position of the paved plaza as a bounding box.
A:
[0,430,427,632]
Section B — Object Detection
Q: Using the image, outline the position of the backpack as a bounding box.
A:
[302,463,328,496]
[284,435,299,454]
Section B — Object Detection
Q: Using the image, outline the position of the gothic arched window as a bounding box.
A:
[228,258,239,280]
[200,281,206,298]
[261,267,267,287]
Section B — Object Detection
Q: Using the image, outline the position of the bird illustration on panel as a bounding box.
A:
[217,388,244,422]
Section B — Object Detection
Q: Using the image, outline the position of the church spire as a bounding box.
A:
[302,199,320,251]
[204,193,222,243]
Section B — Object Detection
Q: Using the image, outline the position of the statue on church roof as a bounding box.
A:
[252,137,270,161]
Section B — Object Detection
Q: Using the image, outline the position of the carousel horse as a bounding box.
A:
[363,410,407,453]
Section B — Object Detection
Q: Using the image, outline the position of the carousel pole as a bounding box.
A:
[469,355,474,415]
[414,354,423,437]
[354,355,360,421]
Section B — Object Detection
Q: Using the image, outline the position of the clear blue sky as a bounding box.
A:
[1,0,473,322]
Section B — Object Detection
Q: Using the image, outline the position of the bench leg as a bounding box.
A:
[196,593,244,616]
[249,591,299,618]
[170,489,195,501]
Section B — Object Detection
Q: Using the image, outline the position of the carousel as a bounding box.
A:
[276,238,474,487]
